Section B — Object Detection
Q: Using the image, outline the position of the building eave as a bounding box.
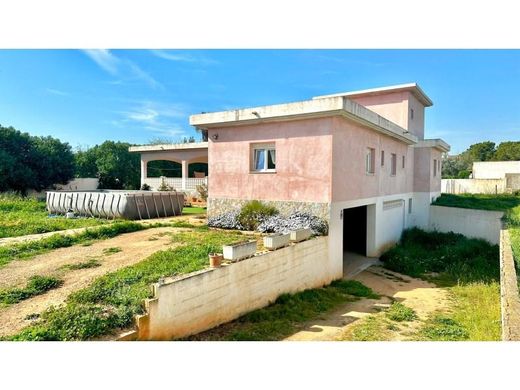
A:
[190,97,418,145]
[129,142,208,153]
[414,139,450,153]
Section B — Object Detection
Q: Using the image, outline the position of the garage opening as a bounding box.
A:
[343,205,367,256]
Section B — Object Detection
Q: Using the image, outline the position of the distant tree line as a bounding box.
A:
[442,141,520,179]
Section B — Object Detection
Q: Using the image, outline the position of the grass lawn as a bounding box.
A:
[6,227,246,341]
[432,193,520,213]
[381,228,501,341]
[185,280,379,341]
[182,206,206,215]
[0,194,109,238]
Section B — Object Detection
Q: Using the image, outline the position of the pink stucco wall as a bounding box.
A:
[207,117,333,203]
[351,91,425,140]
[331,116,414,202]
[413,147,442,192]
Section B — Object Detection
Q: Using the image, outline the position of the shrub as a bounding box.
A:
[196,183,208,201]
[157,177,173,191]
[237,201,278,231]
[386,302,417,322]
[140,183,151,191]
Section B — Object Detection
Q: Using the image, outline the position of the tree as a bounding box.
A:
[73,141,140,189]
[494,141,520,161]
[0,125,74,193]
[462,141,496,162]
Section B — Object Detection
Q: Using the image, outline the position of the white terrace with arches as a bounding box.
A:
[129,142,208,192]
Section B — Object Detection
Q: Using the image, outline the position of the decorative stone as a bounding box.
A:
[290,228,312,242]
[223,240,257,261]
[263,233,290,250]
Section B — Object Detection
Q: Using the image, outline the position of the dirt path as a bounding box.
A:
[0,226,184,337]
[285,266,450,341]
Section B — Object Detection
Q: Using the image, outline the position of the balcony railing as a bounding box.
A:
[143,177,207,192]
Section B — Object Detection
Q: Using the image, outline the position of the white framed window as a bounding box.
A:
[251,143,276,172]
[390,153,397,176]
[381,150,385,166]
[366,147,375,174]
[433,159,437,177]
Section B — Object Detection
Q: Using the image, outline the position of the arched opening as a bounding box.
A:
[147,160,181,178]
[189,162,208,178]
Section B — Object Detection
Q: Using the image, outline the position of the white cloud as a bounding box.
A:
[150,49,218,65]
[45,88,70,96]
[82,49,163,89]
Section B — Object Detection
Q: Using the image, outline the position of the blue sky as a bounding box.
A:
[0,49,518,154]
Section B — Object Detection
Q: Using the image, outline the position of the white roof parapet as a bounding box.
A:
[313,82,433,107]
[414,139,450,152]
[190,97,418,145]
[129,142,208,153]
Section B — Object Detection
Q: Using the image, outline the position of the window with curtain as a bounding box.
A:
[252,143,276,172]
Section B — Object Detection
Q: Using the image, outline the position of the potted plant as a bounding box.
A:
[208,252,223,268]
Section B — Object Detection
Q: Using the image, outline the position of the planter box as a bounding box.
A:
[263,233,290,250]
[223,240,257,261]
[290,228,312,243]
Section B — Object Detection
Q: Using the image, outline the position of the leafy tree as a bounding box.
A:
[0,125,74,193]
[93,141,140,189]
[494,141,520,161]
[462,141,496,162]
[74,147,98,177]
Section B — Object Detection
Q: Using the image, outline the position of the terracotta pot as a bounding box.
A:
[208,253,223,268]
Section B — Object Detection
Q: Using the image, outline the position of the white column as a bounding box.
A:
[140,159,147,187]
[181,160,188,191]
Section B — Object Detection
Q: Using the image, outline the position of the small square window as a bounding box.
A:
[390,153,397,176]
[381,150,385,166]
[366,147,375,174]
[251,143,276,172]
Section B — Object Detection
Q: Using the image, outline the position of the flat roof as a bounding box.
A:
[129,142,208,153]
[414,139,450,153]
[190,97,418,145]
[312,83,433,107]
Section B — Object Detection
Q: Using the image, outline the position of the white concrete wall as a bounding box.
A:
[442,179,506,194]
[429,205,503,244]
[137,236,338,340]
[473,161,520,179]
[55,178,99,191]
[329,191,434,259]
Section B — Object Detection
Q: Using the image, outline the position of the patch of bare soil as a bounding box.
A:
[0,226,183,337]
[285,266,450,341]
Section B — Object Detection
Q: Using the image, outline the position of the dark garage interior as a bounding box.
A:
[343,205,367,256]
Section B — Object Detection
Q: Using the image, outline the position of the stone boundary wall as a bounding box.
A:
[207,197,330,221]
[120,236,337,340]
[500,229,520,341]
[441,178,506,195]
[429,205,503,245]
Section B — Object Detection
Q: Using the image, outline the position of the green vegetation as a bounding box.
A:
[102,247,122,255]
[60,258,101,270]
[345,315,393,341]
[385,302,417,322]
[0,276,63,305]
[442,141,520,179]
[8,228,245,341]
[186,280,379,341]
[237,200,278,231]
[381,228,499,283]
[182,207,206,215]
[432,193,520,213]
[0,194,108,238]
[0,221,148,268]
[380,228,501,341]
[0,125,75,193]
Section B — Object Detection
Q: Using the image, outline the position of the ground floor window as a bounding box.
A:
[251,143,276,172]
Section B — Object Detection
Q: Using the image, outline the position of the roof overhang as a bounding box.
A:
[312,83,433,107]
[413,139,450,153]
[129,142,208,153]
[190,97,418,145]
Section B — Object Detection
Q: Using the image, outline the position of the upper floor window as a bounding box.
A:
[410,108,414,120]
[433,159,438,177]
[251,143,276,172]
[381,150,385,166]
[366,147,375,174]
[390,153,397,176]
[402,155,406,169]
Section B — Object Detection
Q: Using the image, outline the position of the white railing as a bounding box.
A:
[143,177,207,192]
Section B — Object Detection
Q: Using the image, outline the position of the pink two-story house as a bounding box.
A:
[132,83,449,279]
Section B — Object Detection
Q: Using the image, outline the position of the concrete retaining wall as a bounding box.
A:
[442,179,506,194]
[500,229,520,341]
[429,205,503,244]
[131,236,336,340]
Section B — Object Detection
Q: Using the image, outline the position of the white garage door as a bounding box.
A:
[380,200,405,248]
